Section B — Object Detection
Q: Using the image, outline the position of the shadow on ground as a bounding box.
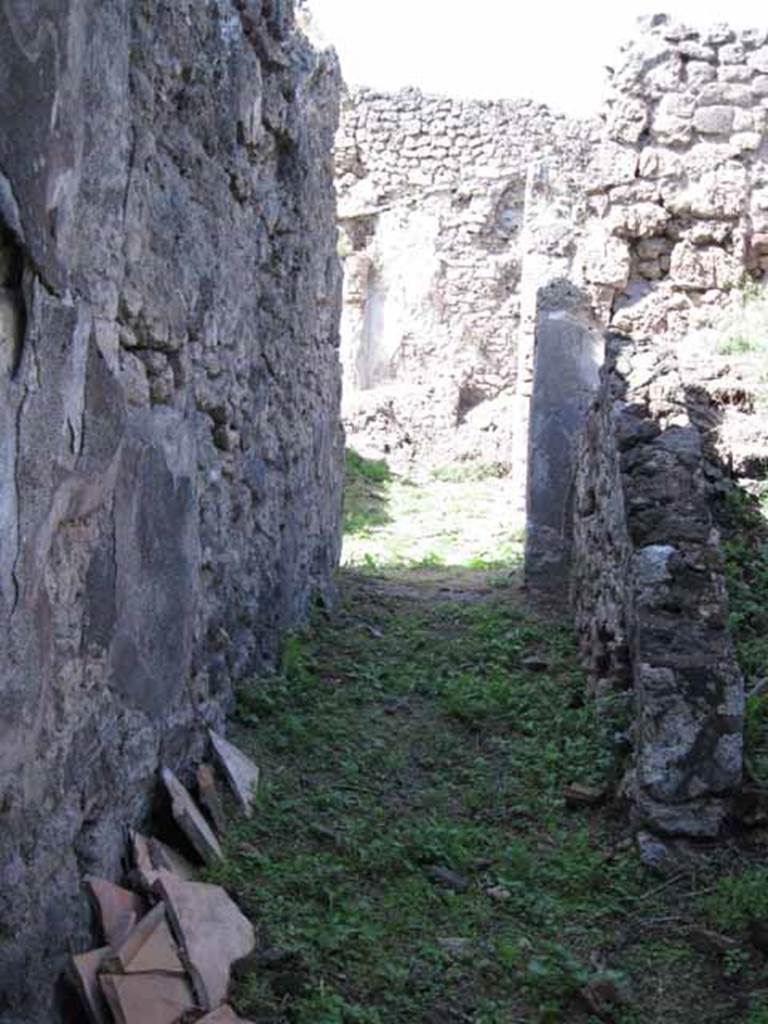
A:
[343,448,394,536]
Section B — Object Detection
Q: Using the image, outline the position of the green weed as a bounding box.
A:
[702,868,768,931]
[430,462,507,483]
[342,467,522,570]
[718,488,768,780]
[343,448,393,536]
[719,335,762,355]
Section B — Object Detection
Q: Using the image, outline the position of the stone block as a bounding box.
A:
[693,105,735,135]
[671,242,742,290]
[652,94,695,145]
[147,837,196,881]
[672,162,747,219]
[701,24,735,46]
[585,143,638,193]
[84,877,145,949]
[68,947,111,1024]
[608,202,668,240]
[607,97,649,144]
[677,40,716,62]
[197,1008,258,1024]
[105,902,186,976]
[742,28,768,49]
[209,730,261,817]
[719,64,755,83]
[197,762,227,834]
[749,45,768,72]
[719,41,747,64]
[730,131,762,154]
[697,82,753,106]
[582,228,631,289]
[638,148,682,180]
[686,61,717,89]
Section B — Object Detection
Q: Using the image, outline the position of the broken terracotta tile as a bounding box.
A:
[161,766,223,864]
[197,761,227,833]
[104,901,186,976]
[153,869,255,1011]
[68,947,111,1024]
[99,971,196,1024]
[84,876,145,949]
[196,1006,258,1023]
[148,836,196,880]
[128,831,163,890]
[130,831,154,876]
[209,730,260,817]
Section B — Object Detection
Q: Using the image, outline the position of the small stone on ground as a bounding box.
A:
[197,761,227,833]
[106,902,186,976]
[99,972,196,1024]
[84,876,144,948]
[68,947,111,1024]
[161,766,224,864]
[209,730,261,817]
[153,869,255,1010]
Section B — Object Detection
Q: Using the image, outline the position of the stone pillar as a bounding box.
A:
[524,282,603,597]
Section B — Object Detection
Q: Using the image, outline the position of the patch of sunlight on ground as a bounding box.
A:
[342,451,523,569]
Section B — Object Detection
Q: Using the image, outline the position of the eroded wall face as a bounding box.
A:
[0,2,342,1018]
[566,17,768,837]
[335,88,596,471]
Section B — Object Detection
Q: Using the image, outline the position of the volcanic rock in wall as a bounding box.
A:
[0,2,343,1020]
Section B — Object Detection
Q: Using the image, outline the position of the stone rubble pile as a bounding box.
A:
[67,731,260,1024]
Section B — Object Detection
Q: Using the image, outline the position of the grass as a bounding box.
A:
[343,449,393,536]
[702,867,768,932]
[203,448,768,1023]
[209,585,640,1023]
[716,278,768,359]
[717,487,768,784]
[204,572,768,1023]
[342,448,522,570]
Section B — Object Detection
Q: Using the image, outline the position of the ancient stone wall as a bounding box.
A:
[335,87,596,471]
[580,16,768,337]
[572,335,743,837]
[565,16,768,836]
[0,3,342,1020]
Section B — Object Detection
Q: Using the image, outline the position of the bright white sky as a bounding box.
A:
[307,1,764,116]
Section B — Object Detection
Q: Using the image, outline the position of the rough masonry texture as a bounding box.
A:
[335,88,596,472]
[572,335,744,836]
[0,2,342,1020]
[335,18,759,838]
[562,16,768,836]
